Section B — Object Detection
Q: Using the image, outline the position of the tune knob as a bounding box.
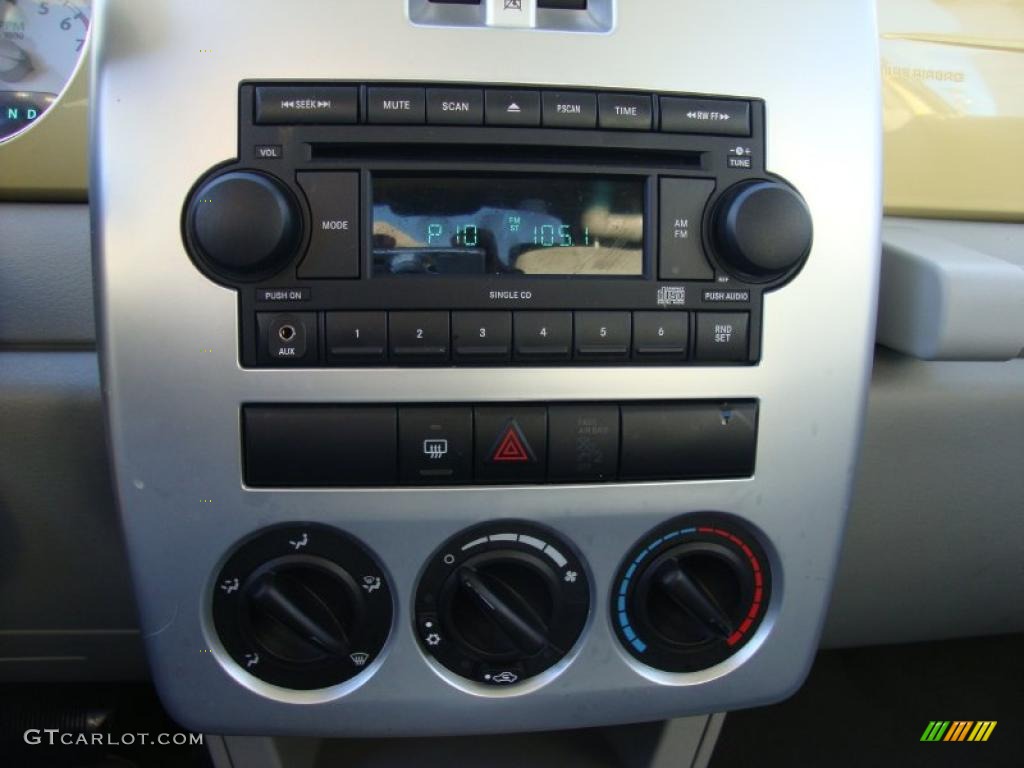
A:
[184,170,302,281]
[213,524,392,689]
[416,522,589,686]
[613,514,771,672]
[712,180,812,282]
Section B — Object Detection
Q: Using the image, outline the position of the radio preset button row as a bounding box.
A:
[252,83,752,136]
[243,401,758,487]
[261,310,748,366]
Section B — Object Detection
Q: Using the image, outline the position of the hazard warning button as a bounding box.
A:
[474,407,547,483]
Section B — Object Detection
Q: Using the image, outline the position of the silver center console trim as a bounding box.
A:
[92,0,881,736]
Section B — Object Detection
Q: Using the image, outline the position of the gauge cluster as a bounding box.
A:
[0,0,90,142]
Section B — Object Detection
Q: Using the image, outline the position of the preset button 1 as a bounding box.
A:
[326,312,387,363]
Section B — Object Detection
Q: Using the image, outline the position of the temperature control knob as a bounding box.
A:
[613,514,771,672]
[712,180,812,282]
[212,524,391,689]
[416,522,589,686]
[184,170,301,281]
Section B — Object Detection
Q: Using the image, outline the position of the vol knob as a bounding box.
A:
[713,180,812,282]
[185,171,301,281]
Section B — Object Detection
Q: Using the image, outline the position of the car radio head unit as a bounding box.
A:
[182,82,812,369]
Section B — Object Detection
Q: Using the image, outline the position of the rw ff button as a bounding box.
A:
[695,312,749,362]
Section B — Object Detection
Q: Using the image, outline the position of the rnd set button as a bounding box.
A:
[695,312,749,362]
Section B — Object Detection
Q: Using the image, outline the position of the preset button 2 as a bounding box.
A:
[389,312,450,362]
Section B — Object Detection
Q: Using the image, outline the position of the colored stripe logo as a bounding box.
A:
[920,721,997,742]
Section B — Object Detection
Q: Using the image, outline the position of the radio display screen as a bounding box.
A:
[371,176,644,277]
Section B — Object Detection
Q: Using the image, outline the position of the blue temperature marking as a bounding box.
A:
[617,527,701,656]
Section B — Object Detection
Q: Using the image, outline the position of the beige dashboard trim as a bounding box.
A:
[0,50,90,202]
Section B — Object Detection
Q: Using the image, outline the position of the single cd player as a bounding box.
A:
[182,82,812,367]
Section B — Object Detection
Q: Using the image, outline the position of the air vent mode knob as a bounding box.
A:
[185,170,301,281]
[212,524,392,689]
[613,514,772,672]
[712,180,812,282]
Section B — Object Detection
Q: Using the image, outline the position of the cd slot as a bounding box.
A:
[309,142,704,170]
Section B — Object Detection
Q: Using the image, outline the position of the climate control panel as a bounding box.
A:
[210,517,771,692]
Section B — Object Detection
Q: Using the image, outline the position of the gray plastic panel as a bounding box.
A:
[0,204,94,347]
[0,351,145,681]
[823,349,1024,647]
[878,218,1024,361]
[91,0,881,736]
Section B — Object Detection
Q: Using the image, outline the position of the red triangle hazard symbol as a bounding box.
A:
[490,421,535,463]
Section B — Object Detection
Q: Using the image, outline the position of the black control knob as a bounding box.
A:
[613,514,771,672]
[213,524,392,689]
[185,170,301,281]
[416,522,589,686]
[712,180,812,282]
[243,558,359,664]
